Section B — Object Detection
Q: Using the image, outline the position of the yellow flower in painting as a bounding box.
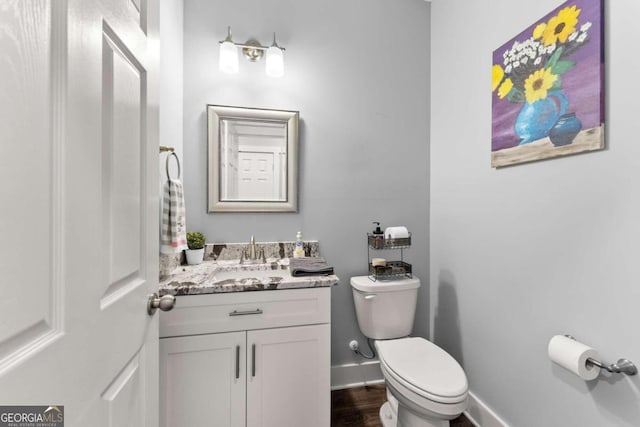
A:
[492,64,505,91]
[497,78,513,99]
[524,68,558,104]
[541,5,581,46]
[532,23,547,39]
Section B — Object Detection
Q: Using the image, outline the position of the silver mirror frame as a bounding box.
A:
[207,105,299,212]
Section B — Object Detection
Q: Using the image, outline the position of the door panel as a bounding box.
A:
[101,349,145,427]
[160,332,246,427]
[247,325,330,427]
[0,0,62,376]
[100,22,145,307]
[0,1,159,425]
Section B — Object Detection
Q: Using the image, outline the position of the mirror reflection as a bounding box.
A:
[208,105,299,212]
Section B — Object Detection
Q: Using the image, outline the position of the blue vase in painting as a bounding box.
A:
[514,91,568,145]
[548,113,582,147]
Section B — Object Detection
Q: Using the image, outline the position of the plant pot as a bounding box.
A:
[185,248,205,265]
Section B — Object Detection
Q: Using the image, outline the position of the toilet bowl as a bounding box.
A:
[376,337,468,427]
[350,276,468,427]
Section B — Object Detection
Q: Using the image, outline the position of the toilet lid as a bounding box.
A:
[376,337,468,400]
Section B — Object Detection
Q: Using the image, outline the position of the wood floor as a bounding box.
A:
[331,384,474,427]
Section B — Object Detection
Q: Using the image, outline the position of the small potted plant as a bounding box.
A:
[185,231,206,265]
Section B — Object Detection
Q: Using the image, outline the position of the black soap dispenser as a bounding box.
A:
[371,221,384,248]
[372,221,383,235]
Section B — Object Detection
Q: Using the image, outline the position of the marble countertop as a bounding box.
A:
[158,258,339,296]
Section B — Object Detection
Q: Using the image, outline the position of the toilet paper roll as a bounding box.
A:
[548,335,601,381]
[384,226,409,239]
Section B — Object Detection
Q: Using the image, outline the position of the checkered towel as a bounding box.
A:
[160,179,188,254]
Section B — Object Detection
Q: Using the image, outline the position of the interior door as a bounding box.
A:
[0,0,160,426]
[238,151,276,199]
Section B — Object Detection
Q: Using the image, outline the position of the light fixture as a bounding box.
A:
[218,26,286,77]
[265,33,284,78]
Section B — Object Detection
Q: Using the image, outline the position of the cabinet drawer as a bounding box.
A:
[160,287,331,338]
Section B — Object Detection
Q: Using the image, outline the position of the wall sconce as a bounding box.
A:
[219,27,285,78]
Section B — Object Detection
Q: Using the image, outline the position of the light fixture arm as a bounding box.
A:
[218,29,286,53]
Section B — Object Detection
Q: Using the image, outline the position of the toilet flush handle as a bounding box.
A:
[363,294,377,300]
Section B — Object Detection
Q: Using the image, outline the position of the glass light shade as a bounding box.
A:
[265,46,284,78]
[219,41,239,74]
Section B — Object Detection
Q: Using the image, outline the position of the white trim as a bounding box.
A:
[464,390,509,427]
[331,361,385,390]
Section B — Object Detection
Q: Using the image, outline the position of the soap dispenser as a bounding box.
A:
[293,231,305,258]
[371,221,384,248]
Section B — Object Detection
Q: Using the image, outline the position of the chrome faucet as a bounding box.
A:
[240,235,266,264]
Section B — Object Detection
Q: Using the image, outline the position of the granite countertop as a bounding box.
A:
[158,258,339,296]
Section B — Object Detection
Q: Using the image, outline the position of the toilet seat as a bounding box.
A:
[376,337,468,405]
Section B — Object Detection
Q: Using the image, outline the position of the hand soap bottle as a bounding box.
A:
[293,231,305,258]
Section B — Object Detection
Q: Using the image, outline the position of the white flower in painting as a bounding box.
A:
[577,32,587,43]
[503,57,510,66]
[568,32,578,42]
[513,60,520,68]
[505,64,513,73]
[521,56,529,65]
[534,57,542,66]
[581,21,592,32]
[503,51,508,59]
[547,44,556,54]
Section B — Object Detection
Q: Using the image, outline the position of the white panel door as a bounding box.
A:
[247,325,330,427]
[0,0,159,425]
[238,151,276,200]
[160,332,246,427]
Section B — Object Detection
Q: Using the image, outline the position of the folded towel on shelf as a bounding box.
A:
[290,257,335,277]
[160,179,188,254]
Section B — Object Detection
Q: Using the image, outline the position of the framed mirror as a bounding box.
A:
[207,105,299,212]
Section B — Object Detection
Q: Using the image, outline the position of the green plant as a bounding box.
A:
[186,231,205,250]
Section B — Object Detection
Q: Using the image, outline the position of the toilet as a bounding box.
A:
[350,276,468,427]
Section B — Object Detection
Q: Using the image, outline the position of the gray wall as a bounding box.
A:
[431,0,640,426]
[183,0,431,365]
[159,0,184,186]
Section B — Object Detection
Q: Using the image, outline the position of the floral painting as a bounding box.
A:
[491,0,604,167]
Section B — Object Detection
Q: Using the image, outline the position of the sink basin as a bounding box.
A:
[213,267,290,282]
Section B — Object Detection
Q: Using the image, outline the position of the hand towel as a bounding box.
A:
[290,257,335,277]
[160,179,188,254]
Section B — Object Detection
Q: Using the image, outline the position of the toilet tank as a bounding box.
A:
[350,276,420,339]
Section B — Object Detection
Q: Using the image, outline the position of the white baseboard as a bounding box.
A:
[331,361,385,390]
[464,391,509,427]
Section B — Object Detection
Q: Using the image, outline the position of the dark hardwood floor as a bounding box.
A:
[331,384,474,427]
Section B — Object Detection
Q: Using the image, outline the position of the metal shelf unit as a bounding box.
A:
[367,233,412,281]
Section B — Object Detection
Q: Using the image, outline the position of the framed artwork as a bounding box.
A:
[491,0,604,168]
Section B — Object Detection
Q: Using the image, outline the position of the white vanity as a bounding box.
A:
[158,256,337,427]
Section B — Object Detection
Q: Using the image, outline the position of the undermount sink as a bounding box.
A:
[213,267,290,282]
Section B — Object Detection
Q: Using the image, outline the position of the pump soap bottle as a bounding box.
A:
[293,231,305,258]
[371,221,384,249]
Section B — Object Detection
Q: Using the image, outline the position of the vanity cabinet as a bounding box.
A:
[159,288,331,427]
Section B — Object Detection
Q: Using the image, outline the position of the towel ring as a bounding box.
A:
[166,151,181,180]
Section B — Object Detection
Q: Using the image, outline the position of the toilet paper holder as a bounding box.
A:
[565,335,637,376]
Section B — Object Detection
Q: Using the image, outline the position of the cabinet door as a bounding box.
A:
[160,332,246,427]
[247,324,330,427]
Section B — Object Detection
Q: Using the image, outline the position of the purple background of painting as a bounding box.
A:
[491,0,603,152]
